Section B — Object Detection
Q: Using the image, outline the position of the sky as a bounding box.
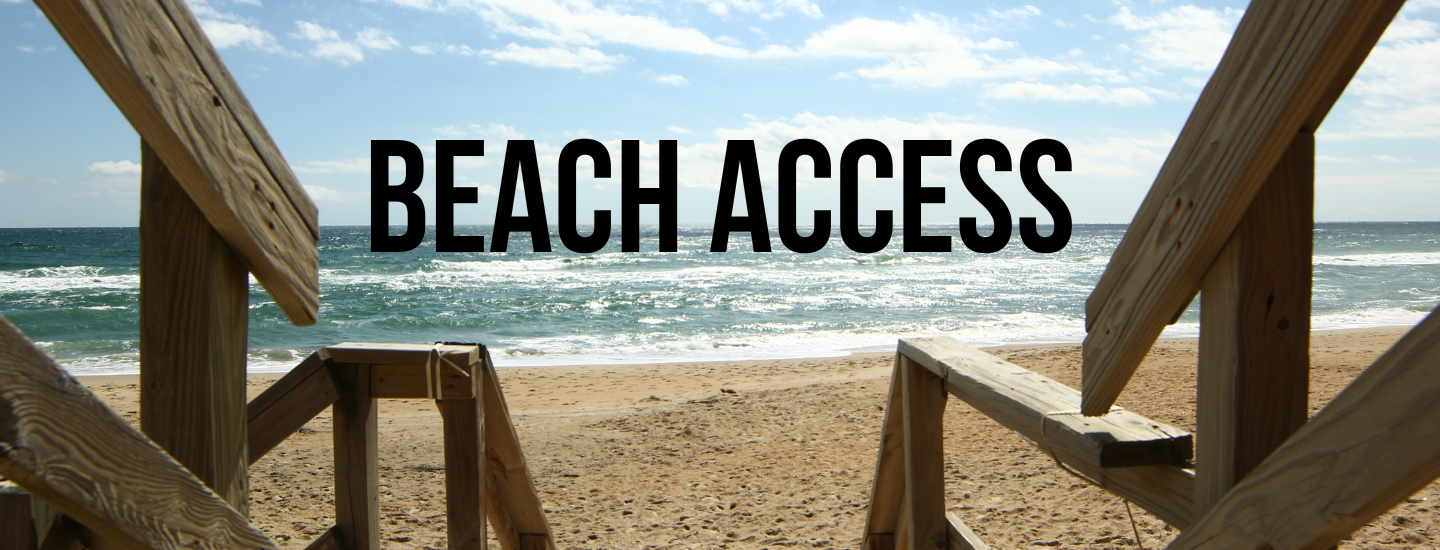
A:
[2,0,1439,229]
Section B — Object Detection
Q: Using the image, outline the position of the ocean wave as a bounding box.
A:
[1314,252,1440,267]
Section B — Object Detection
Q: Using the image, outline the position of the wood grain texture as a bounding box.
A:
[901,357,947,550]
[300,527,340,550]
[1080,0,1402,416]
[944,512,989,550]
[440,387,486,550]
[901,338,1192,468]
[0,483,37,550]
[1195,132,1313,515]
[139,141,249,516]
[33,0,319,325]
[332,364,378,550]
[0,315,276,550]
[899,337,1196,528]
[1169,307,1440,550]
[369,364,476,400]
[862,356,906,547]
[479,354,554,550]
[245,353,339,465]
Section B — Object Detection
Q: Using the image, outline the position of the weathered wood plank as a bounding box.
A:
[901,338,1192,467]
[901,357,947,550]
[1195,132,1313,515]
[862,356,906,548]
[0,483,37,550]
[479,354,554,550]
[900,337,1196,527]
[139,141,249,516]
[945,512,989,550]
[1081,0,1402,416]
[300,528,341,550]
[323,343,480,369]
[246,353,339,465]
[1168,306,1440,550]
[369,364,476,400]
[440,371,486,550]
[332,364,378,550]
[34,0,319,325]
[0,315,276,550]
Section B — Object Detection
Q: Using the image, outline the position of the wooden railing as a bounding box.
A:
[861,338,1194,550]
[247,343,555,550]
[859,2,1440,549]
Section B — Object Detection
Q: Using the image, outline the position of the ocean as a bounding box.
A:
[1,223,1436,375]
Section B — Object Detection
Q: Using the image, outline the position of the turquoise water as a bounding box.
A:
[1,223,1436,374]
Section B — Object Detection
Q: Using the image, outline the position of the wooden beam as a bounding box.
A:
[369,364,476,400]
[1080,0,1402,416]
[862,357,906,550]
[1195,132,1314,515]
[901,356,947,550]
[246,353,340,465]
[441,381,486,550]
[899,337,1196,527]
[34,0,319,325]
[901,338,1191,467]
[944,512,988,550]
[139,141,249,516]
[332,364,378,550]
[479,355,554,550]
[301,527,341,550]
[0,315,276,550]
[1169,306,1440,550]
[322,343,479,368]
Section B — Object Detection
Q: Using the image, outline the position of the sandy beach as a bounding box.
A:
[80,326,1437,550]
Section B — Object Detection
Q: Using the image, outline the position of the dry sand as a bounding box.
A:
[81,326,1439,549]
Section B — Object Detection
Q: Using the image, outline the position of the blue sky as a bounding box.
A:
[2,0,1439,228]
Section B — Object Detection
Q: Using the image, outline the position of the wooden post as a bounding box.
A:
[441,372,486,550]
[1195,132,1313,514]
[862,357,907,550]
[333,363,379,550]
[901,356,947,550]
[0,484,36,550]
[139,139,250,516]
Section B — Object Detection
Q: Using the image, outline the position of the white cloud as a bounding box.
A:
[400,0,750,58]
[984,82,1153,106]
[202,20,283,51]
[87,160,141,175]
[655,74,689,86]
[290,22,400,65]
[293,158,369,173]
[435,125,467,137]
[1111,5,1243,72]
[1372,154,1415,163]
[988,6,1041,20]
[469,123,525,140]
[356,28,401,50]
[190,0,285,53]
[1322,7,1440,140]
[292,21,364,64]
[17,45,56,53]
[486,43,623,72]
[666,125,692,134]
[0,170,9,183]
[1317,155,1358,163]
[756,14,1112,88]
[303,185,367,202]
[411,45,435,54]
[693,0,821,19]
